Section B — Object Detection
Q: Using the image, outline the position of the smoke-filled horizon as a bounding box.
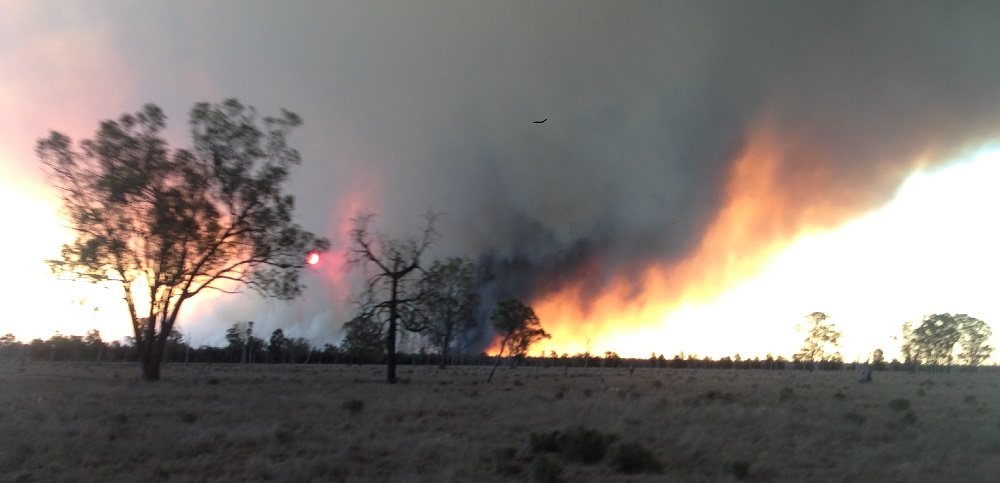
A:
[3,2,1000,355]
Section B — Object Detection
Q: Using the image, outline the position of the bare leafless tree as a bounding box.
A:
[347,212,436,383]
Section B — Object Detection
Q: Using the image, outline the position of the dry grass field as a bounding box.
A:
[2,362,999,482]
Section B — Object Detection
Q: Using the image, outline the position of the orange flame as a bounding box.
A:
[528,124,906,358]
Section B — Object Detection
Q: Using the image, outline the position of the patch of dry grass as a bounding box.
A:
[1,362,999,481]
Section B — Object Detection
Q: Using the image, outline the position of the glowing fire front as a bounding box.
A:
[521,125,931,359]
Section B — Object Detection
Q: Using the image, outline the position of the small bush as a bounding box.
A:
[900,410,918,425]
[493,447,521,477]
[532,454,564,482]
[843,411,866,425]
[701,390,735,403]
[342,399,364,414]
[964,394,977,404]
[274,427,294,444]
[529,430,562,454]
[833,392,846,400]
[559,426,617,464]
[180,412,197,424]
[730,460,751,480]
[778,387,794,402]
[606,442,662,474]
[888,398,911,411]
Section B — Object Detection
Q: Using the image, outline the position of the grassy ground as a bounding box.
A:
[1,361,999,482]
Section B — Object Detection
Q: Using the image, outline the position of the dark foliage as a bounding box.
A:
[888,398,911,411]
[606,442,663,474]
[531,454,564,482]
[38,100,328,380]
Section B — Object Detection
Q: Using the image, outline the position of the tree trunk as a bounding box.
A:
[386,320,397,383]
[139,342,162,381]
[487,348,505,383]
[438,341,449,370]
[386,278,399,384]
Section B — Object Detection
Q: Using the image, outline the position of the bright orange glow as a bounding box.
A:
[527,124,930,359]
[306,252,320,265]
[483,337,502,357]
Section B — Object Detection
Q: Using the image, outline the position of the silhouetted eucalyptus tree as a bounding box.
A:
[341,315,385,364]
[269,328,288,363]
[348,213,436,383]
[871,348,885,369]
[487,299,550,383]
[902,314,960,366]
[412,258,479,368]
[902,313,993,367]
[793,312,842,365]
[226,321,263,364]
[39,100,328,380]
[955,314,993,367]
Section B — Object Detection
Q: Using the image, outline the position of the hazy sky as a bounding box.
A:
[2,1,999,359]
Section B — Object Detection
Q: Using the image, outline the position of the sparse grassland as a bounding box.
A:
[2,362,999,482]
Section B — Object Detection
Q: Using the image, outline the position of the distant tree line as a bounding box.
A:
[0,335,988,375]
[2,312,992,371]
[790,311,994,372]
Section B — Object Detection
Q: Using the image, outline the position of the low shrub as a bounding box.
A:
[888,398,911,411]
[843,411,866,425]
[558,426,618,464]
[528,426,620,465]
[606,441,662,474]
[532,453,564,482]
[493,446,521,477]
[701,390,736,403]
[730,460,751,480]
[529,430,562,454]
[342,399,364,414]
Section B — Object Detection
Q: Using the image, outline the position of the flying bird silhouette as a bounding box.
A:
[533,119,547,123]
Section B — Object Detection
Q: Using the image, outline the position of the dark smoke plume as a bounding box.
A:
[40,1,1000,347]
[417,2,1000,350]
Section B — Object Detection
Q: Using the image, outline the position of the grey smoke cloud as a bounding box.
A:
[12,1,1000,346]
